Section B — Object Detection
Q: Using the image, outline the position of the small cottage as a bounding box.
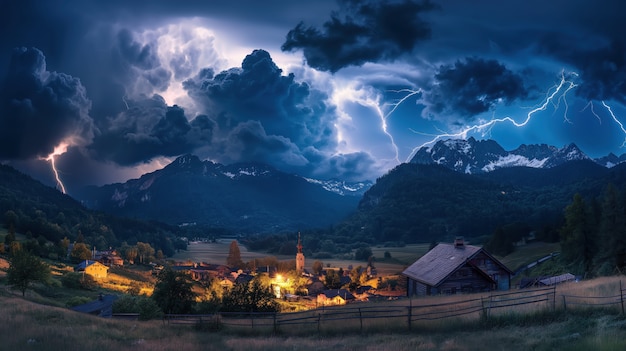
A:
[317,289,355,306]
[402,238,512,296]
[75,260,109,279]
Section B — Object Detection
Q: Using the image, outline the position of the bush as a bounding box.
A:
[354,247,373,261]
[66,296,92,307]
[113,295,163,320]
[61,272,96,290]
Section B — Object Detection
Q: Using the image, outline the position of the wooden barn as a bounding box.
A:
[402,238,512,296]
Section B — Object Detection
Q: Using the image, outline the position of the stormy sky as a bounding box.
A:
[1,0,626,194]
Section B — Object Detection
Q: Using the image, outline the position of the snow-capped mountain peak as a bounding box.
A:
[410,138,596,174]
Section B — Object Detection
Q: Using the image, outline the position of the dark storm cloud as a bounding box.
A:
[223,120,307,166]
[420,57,527,119]
[281,0,437,72]
[184,49,380,180]
[0,47,94,160]
[325,152,377,181]
[565,41,626,104]
[185,49,335,149]
[90,95,213,165]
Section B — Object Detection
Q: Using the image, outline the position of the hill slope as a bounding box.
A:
[348,160,626,243]
[0,163,181,256]
[75,155,360,233]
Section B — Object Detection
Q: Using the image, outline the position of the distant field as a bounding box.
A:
[500,242,561,272]
[171,240,561,277]
[171,241,430,275]
[171,239,294,265]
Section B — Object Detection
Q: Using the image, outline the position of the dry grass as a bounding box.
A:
[3,277,626,351]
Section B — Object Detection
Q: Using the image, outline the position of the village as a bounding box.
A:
[64,233,574,318]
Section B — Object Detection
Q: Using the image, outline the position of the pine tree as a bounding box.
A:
[226,240,244,268]
[560,193,596,275]
[597,184,626,273]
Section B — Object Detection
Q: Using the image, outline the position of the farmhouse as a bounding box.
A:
[317,289,356,306]
[94,249,124,266]
[74,260,109,279]
[402,238,512,296]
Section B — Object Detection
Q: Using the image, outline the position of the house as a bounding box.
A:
[402,238,512,296]
[317,289,356,306]
[94,250,124,266]
[307,280,325,296]
[71,294,118,317]
[74,260,109,279]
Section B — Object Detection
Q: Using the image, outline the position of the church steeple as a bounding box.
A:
[296,232,305,274]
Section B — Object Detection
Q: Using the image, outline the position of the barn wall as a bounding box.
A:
[436,265,493,294]
[469,252,511,291]
[407,277,428,296]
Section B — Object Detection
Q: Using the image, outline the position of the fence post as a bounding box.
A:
[273,312,278,334]
[619,280,624,314]
[317,313,321,335]
[562,295,567,311]
[407,306,412,331]
[359,308,363,333]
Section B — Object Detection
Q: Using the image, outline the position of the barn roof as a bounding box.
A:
[539,273,576,286]
[401,243,482,287]
[71,294,118,317]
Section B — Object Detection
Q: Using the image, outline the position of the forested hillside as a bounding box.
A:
[337,160,626,245]
[0,164,185,257]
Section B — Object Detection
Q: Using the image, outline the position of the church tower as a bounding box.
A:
[296,232,305,274]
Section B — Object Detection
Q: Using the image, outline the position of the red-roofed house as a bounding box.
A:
[402,238,512,296]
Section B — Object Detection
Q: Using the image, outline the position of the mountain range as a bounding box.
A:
[409,137,626,173]
[73,138,626,237]
[4,136,626,256]
[74,155,368,233]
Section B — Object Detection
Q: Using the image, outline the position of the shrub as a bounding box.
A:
[61,272,96,290]
[66,296,92,307]
[113,295,162,320]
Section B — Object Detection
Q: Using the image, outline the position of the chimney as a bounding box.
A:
[454,237,465,249]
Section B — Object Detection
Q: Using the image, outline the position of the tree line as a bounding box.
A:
[559,184,626,276]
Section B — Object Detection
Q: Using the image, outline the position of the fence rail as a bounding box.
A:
[162,283,626,334]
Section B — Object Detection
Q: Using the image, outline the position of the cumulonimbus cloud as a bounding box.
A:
[0,47,94,160]
[419,57,527,121]
[281,0,437,72]
[89,94,213,165]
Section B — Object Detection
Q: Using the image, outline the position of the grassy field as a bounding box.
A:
[499,242,561,272]
[172,241,429,276]
[2,277,626,350]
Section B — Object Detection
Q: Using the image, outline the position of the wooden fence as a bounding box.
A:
[162,286,586,334]
[560,280,626,313]
[161,283,626,334]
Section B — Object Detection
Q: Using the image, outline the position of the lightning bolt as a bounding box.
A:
[401,71,579,161]
[332,83,402,164]
[44,142,69,194]
[581,101,602,124]
[601,101,626,148]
